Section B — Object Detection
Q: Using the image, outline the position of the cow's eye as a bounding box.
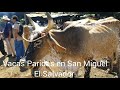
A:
[34,39,43,48]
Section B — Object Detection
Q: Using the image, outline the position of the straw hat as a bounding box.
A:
[1,15,10,21]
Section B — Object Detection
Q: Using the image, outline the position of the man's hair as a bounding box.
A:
[12,15,18,21]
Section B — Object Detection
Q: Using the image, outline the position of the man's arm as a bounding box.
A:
[8,24,12,41]
[8,30,11,41]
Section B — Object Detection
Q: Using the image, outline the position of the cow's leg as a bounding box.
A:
[73,70,79,78]
[31,66,40,78]
[84,65,91,78]
[108,56,114,74]
[84,60,92,78]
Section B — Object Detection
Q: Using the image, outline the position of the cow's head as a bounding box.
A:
[21,12,66,66]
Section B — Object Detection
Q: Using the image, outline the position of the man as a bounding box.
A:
[0,27,7,56]
[11,15,25,62]
[2,15,16,57]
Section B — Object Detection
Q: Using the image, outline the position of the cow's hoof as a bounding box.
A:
[106,69,113,74]
[19,66,28,72]
[84,75,90,78]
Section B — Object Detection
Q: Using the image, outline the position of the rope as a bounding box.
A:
[22,33,46,42]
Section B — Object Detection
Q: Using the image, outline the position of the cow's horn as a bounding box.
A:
[45,12,55,32]
[26,15,41,30]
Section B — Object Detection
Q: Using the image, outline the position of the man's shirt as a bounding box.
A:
[4,22,13,38]
[12,21,23,41]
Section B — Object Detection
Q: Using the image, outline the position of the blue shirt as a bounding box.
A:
[4,22,13,38]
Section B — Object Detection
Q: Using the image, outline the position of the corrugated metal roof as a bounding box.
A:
[26,13,46,18]
[26,12,74,18]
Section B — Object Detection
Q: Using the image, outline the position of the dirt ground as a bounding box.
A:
[0,40,118,78]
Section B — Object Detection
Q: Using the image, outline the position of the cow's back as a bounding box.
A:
[51,25,92,62]
[51,22,119,62]
[88,24,118,60]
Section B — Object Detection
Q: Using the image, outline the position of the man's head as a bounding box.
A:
[1,15,10,22]
[11,15,18,23]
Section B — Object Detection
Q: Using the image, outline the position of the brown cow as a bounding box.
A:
[21,13,120,78]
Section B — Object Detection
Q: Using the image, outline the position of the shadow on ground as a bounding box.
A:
[8,57,15,62]
[8,57,28,72]
[0,56,6,66]
[0,56,28,72]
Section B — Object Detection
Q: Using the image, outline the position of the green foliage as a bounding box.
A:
[20,18,25,24]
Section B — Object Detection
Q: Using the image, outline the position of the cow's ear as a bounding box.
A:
[47,32,66,53]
